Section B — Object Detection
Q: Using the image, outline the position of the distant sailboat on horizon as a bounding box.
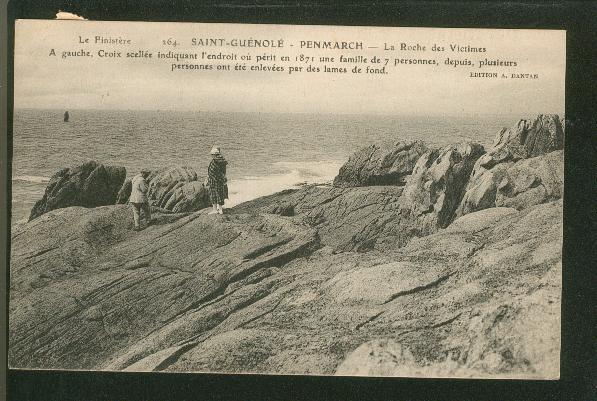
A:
[63,111,69,122]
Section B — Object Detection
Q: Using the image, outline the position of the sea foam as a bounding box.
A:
[226,160,343,207]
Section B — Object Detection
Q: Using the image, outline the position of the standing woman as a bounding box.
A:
[207,146,228,214]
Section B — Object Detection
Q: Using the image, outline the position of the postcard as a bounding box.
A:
[10,20,565,379]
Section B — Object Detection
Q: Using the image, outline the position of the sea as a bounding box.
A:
[11,109,522,224]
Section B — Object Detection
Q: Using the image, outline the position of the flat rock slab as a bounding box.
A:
[322,261,452,305]
[9,189,562,379]
[116,202,561,378]
[9,205,318,369]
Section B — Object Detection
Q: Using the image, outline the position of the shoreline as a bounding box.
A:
[10,158,344,224]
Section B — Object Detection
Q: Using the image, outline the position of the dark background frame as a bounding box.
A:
[3,1,595,400]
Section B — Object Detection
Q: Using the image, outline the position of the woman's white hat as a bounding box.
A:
[210,146,221,155]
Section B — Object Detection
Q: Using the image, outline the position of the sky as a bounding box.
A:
[14,20,566,116]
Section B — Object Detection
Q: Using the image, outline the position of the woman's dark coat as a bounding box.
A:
[207,155,228,205]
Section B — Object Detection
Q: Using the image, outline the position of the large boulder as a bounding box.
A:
[399,142,485,228]
[115,179,132,204]
[146,166,209,212]
[456,150,564,215]
[166,181,210,213]
[29,161,126,221]
[146,166,197,202]
[494,151,563,209]
[333,141,429,187]
[115,166,210,213]
[456,115,564,217]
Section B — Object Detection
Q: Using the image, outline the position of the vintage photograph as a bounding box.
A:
[9,20,565,379]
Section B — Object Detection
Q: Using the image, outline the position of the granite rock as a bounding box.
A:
[333,141,429,187]
[29,161,126,221]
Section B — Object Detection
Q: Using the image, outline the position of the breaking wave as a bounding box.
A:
[226,160,343,207]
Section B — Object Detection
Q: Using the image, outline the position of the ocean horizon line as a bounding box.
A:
[13,107,548,119]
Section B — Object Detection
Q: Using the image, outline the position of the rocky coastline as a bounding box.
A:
[9,114,564,378]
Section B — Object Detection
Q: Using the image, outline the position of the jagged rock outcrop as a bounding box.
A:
[399,142,485,228]
[246,121,562,251]
[457,115,564,216]
[235,143,491,251]
[333,141,429,187]
[238,143,509,250]
[489,114,563,164]
[9,199,561,378]
[29,161,126,221]
[114,166,210,213]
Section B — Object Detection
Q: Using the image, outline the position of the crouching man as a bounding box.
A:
[130,169,152,231]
